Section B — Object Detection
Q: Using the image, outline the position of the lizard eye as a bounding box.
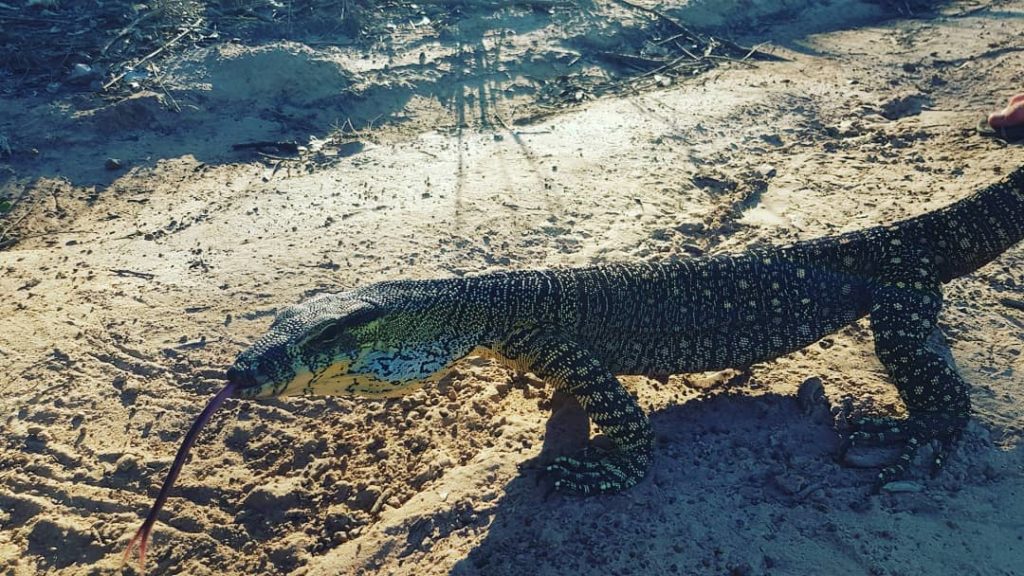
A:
[298,321,351,349]
[295,304,382,350]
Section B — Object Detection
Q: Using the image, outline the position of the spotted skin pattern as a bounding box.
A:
[493,326,654,493]
[230,167,1024,494]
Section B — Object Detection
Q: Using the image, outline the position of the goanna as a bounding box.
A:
[227,166,1024,494]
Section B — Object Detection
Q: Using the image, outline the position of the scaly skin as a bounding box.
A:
[228,166,1024,493]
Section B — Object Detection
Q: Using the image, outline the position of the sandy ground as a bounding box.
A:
[2,0,1024,574]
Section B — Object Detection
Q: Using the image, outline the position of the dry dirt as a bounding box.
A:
[2,0,1024,575]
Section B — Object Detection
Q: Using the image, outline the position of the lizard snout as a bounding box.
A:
[226,364,261,390]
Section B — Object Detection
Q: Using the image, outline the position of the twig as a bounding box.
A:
[233,141,301,153]
[102,18,203,91]
[673,40,701,61]
[595,51,665,71]
[109,269,156,280]
[100,10,159,56]
[951,3,991,17]
[704,54,759,68]
[175,337,214,350]
[609,0,703,42]
[156,77,181,113]
[418,0,571,7]
[4,229,92,241]
[0,209,31,246]
[493,113,512,131]
[0,14,67,24]
[998,297,1024,312]
[742,42,772,61]
[268,160,286,180]
[610,0,785,62]
[257,152,302,162]
[654,32,690,46]
[640,51,704,79]
[0,187,45,247]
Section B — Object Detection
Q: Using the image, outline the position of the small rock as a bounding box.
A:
[104,158,123,171]
[730,562,754,576]
[881,480,924,493]
[337,141,364,157]
[756,163,777,179]
[66,63,100,84]
[324,505,356,532]
[242,479,303,514]
[797,377,827,416]
[352,485,382,511]
[879,92,931,120]
[842,449,899,469]
[114,453,139,474]
[774,472,806,495]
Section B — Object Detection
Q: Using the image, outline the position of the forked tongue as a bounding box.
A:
[123,381,237,573]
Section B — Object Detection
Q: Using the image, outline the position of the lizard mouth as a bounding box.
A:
[225,365,276,398]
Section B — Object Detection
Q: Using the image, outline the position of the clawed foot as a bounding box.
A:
[539,446,648,495]
[838,415,958,490]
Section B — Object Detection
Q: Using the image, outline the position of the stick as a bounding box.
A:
[102,18,203,91]
[608,0,704,43]
[998,297,1024,312]
[0,209,31,245]
[109,269,156,280]
[610,0,786,62]
[493,113,512,131]
[156,78,182,113]
[0,14,67,24]
[232,141,301,154]
[257,152,302,162]
[4,229,92,241]
[0,185,47,246]
[101,10,159,57]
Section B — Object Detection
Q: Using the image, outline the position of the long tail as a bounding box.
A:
[896,166,1024,283]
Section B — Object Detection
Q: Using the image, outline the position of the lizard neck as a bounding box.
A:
[361,270,577,342]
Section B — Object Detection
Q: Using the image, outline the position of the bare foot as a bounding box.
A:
[988,93,1024,128]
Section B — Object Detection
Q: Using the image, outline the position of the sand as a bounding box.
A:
[1,0,1023,574]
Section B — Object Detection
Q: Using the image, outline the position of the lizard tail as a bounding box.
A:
[904,166,1024,283]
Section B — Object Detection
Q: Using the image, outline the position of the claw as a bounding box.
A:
[542,446,644,495]
[840,412,963,488]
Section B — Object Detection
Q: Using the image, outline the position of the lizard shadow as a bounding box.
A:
[443,382,1023,576]
[445,390,864,575]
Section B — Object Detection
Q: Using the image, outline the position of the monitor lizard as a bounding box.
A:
[225,166,1024,494]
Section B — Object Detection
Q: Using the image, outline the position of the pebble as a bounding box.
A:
[881,480,924,493]
[66,63,99,84]
[114,453,139,474]
[352,485,383,511]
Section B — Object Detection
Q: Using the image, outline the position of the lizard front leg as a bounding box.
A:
[493,326,654,494]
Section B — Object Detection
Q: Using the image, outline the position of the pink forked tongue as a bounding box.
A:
[123,381,237,573]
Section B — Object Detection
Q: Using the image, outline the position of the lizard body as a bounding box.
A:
[228,167,1024,493]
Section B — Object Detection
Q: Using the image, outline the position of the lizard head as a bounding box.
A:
[227,291,465,399]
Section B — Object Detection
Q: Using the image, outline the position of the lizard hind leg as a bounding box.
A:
[846,252,971,487]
